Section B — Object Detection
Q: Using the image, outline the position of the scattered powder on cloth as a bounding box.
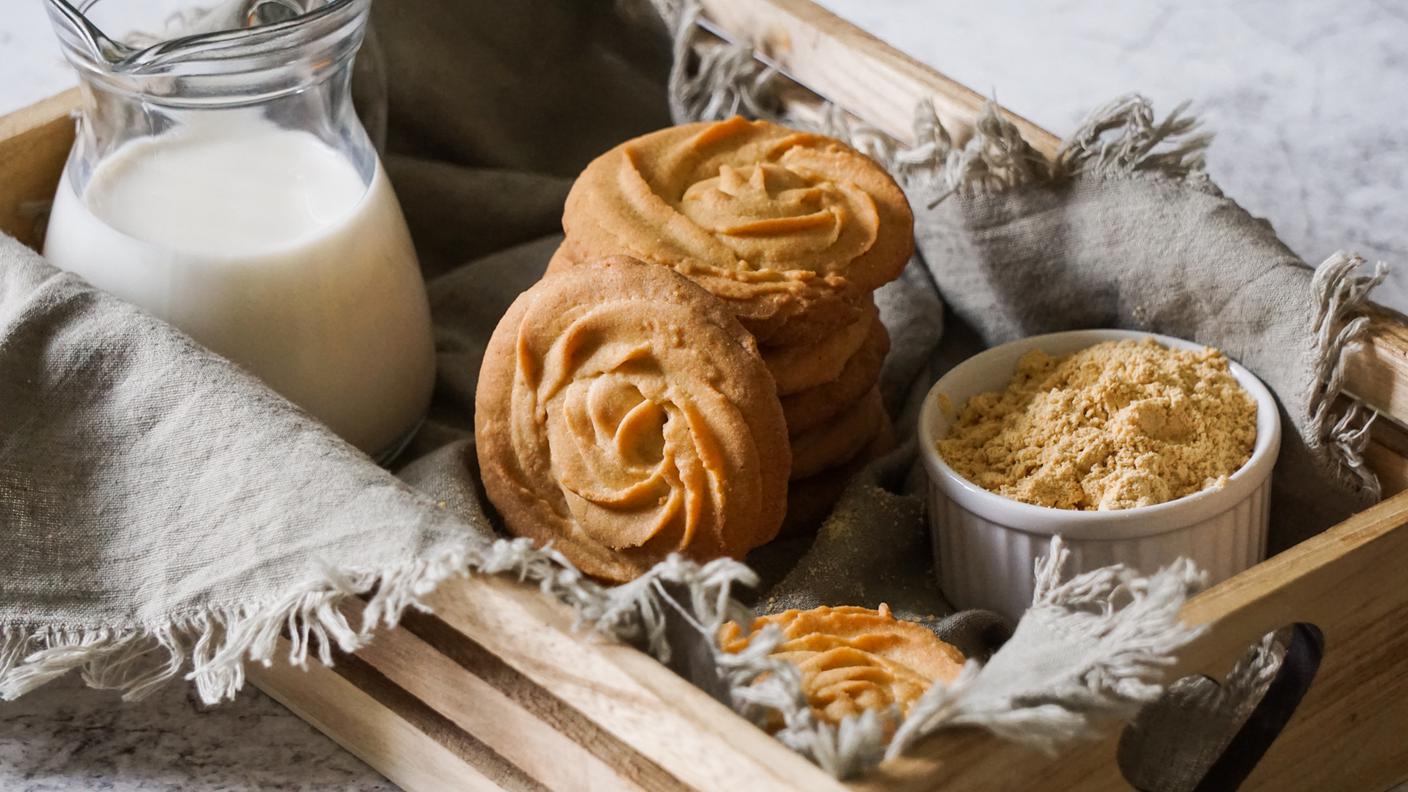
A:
[937,339,1257,510]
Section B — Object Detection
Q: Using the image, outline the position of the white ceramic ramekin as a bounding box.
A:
[918,329,1281,621]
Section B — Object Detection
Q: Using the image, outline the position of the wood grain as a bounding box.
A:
[1177,487,1408,790]
[346,598,669,792]
[422,574,846,792]
[0,88,78,250]
[252,640,515,792]
[1345,307,1408,428]
[1367,412,1408,495]
[697,0,1059,156]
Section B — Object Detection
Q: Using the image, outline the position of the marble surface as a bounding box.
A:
[1,2,1405,790]
[2,674,393,792]
[825,0,1408,309]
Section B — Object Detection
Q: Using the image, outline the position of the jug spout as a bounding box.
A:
[45,0,367,78]
[43,0,386,168]
[45,0,136,68]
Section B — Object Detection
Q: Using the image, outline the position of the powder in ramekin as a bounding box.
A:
[936,339,1257,511]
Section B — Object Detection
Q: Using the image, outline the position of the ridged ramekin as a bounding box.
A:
[918,329,1281,621]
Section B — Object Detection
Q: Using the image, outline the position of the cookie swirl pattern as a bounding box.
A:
[557,117,914,343]
[721,604,965,725]
[475,258,790,582]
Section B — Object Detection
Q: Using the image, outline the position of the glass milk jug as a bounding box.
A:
[42,0,434,461]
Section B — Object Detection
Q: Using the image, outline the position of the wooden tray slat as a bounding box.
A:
[419,574,845,792]
[344,598,667,792]
[254,638,514,791]
[699,0,1059,156]
[1346,308,1408,428]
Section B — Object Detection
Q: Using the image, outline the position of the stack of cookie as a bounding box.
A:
[553,116,913,529]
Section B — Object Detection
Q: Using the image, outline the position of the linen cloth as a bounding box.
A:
[0,0,1388,784]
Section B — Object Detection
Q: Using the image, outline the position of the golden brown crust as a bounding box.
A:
[781,317,890,435]
[762,299,878,396]
[719,604,965,726]
[753,292,871,348]
[474,257,791,582]
[788,386,886,480]
[558,117,913,344]
[552,241,875,346]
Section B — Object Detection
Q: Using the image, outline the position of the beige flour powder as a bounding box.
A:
[937,339,1257,510]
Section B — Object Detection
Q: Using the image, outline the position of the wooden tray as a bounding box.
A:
[4,1,1407,788]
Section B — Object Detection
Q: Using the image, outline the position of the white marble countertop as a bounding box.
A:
[2,2,1405,790]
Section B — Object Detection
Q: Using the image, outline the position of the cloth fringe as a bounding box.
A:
[2,531,1201,780]
[0,538,474,704]
[1181,630,1282,712]
[651,0,1206,201]
[1055,95,1213,184]
[665,3,781,125]
[800,93,1208,201]
[0,536,768,707]
[885,537,1207,761]
[1309,253,1389,499]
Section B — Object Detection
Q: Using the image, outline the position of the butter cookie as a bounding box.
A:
[780,317,889,434]
[763,299,877,396]
[557,117,913,344]
[475,257,790,582]
[789,387,885,479]
[720,604,965,726]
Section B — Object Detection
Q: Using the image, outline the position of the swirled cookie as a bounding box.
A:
[781,318,890,435]
[557,116,914,344]
[475,257,791,582]
[719,604,965,725]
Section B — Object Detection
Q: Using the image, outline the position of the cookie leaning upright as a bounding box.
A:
[555,116,914,344]
[474,257,791,583]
